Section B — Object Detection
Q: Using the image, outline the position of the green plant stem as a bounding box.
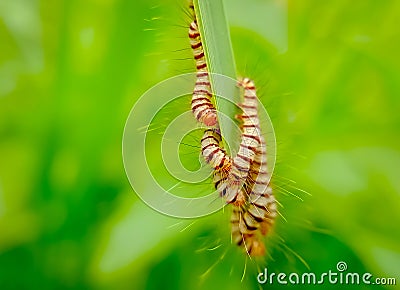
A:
[193,0,239,153]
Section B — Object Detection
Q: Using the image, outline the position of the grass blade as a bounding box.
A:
[193,0,240,153]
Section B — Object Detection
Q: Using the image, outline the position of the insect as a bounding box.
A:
[232,137,277,257]
[224,78,262,205]
[188,18,217,127]
[200,77,277,257]
[188,2,276,258]
[200,78,263,205]
[221,78,263,205]
[200,125,250,205]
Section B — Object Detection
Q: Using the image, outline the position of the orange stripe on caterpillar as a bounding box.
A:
[189,21,217,127]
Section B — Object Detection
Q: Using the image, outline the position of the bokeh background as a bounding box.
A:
[0,0,399,289]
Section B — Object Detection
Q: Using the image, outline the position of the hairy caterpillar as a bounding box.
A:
[233,78,276,256]
[200,77,277,256]
[188,11,217,126]
[211,146,276,258]
[201,78,264,205]
[223,78,263,205]
[231,137,277,257]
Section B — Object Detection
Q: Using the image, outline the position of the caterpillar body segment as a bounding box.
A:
[201,129,231,171]
[231,206,266,257]
[248,136,277,235]
[188,20,217,127]
[200,128,254,205]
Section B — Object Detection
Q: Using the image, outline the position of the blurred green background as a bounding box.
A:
[0,0,399,289]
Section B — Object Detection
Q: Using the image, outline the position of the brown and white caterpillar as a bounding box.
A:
[231,137,277,257]
[201,128,276,257]
[233,78,277,256]
[188,14,217,126]
[201,78,263,205]
[200,78,277,256]
[223,77,262,205]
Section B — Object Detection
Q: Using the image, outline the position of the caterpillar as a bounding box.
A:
[233,79,277,256]
[200,78,263,205]
[231,138,277,257]
[229,131,276,257]
[223,77,262,206]
[200,77,277,257]
[199,128,232,201]
[200,126,250,205]
[229,139,277,257]
[188,14,217,126]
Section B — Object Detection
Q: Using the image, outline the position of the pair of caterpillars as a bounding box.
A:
[188,6,276,257]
